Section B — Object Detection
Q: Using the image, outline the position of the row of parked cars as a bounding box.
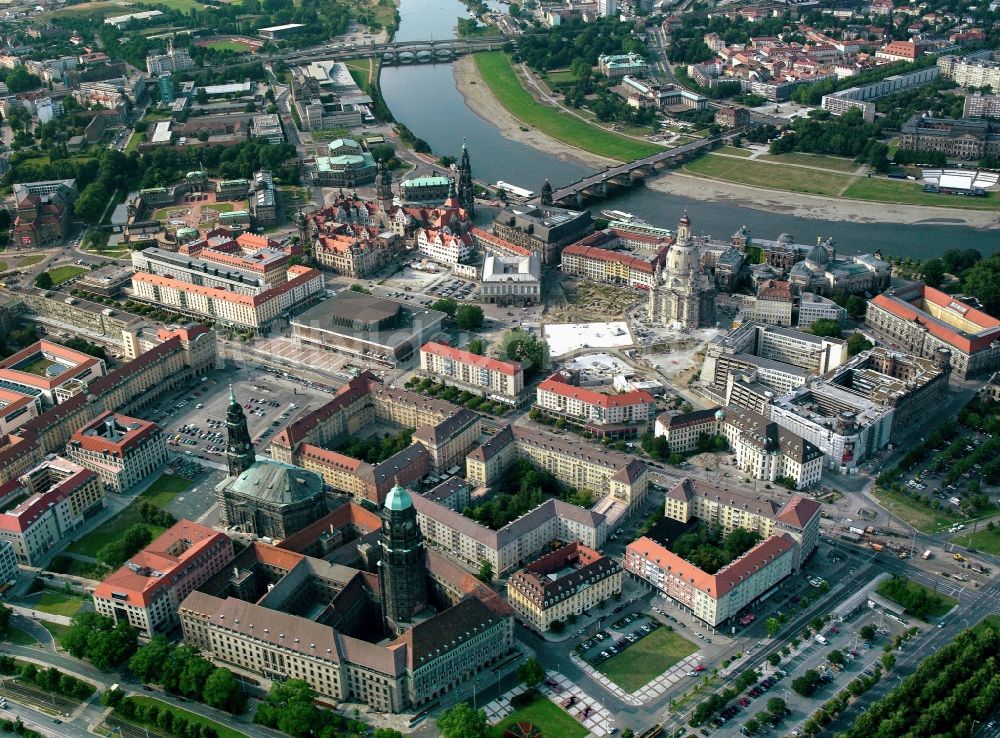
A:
[709,672,787,730]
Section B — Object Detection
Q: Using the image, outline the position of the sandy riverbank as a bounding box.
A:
[452,55,618,171]
[648,170,1000,229]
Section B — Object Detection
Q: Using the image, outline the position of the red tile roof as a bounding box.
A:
[538,372,655,408]
[469,227,533,257]
[421,342,521,376]
[561,242,663,275]
[870,284,1000,353]
[68,411,160,459]
[775,495,821,529]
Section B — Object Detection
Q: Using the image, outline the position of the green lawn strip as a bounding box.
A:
[954,527,1000,554]
[596,626,696,692]
[135,0,206,11]
[30,590,87,617]
[873,486,958,533]
[842,177,1000,210]
[757,152,860,173]
[684,154,854,197]
[17,255,45,268]
[40,621,71,641]
[3,627,39,645]
[139,474,191,507]
[128,696,249,738]
[474,52,662,162]
[0,260,6,272]
[125,132,146,153]
[717,146,753,158]
[876,577,957,619]
[45,265,87,286]
[67,502,166,558]
[204,40,251,52]
[491,698,587,738]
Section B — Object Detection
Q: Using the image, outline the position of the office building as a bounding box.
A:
[654,408,724,453]
[507,543,622,632]
[479,254,541,305]
[867,283,1000,378]
[492,204,594,264]
[93,520,233,637]
[66,411,167,493]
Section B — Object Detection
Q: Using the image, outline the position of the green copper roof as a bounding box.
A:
[384,483,413,511]
[229,384,237,405]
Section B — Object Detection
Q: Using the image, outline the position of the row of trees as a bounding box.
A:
[0,659,94,700]
[103,689,225,738]
[129,637,246,714]
[430,298,485,330]
[60,612,139,671]
[253,679,386,738]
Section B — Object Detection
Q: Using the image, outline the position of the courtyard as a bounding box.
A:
[595,626,698,692]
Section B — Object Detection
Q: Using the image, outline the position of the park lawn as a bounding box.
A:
[597,627,697,692]
[206,202,236,214]
[877,577,957,619]
[135,0,208,12]
[684,154,855,197]
[67,503,166,558]
[3,627,38,645]
[474,52,662,162]
[955,527,1000,555]
[153,206,183,221]
[491,698,587,738]
[843,177,1000,211]
[139,474,191,508]
[41,622,71,641]
[129,697,248,738]
[0,259,6,272]
[545,69,582,86]
[17,255,45,268]
[757,151,860,173]
[31,590,87,617]
[874,486,958,533]
[717,145,753,158]
[45,265,87,286]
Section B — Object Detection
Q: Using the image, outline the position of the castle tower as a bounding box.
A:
[375,159,393,214]
[377,482,428,633]
[540,179,553,206]
[225,385,256,477]
[457,141,476,217]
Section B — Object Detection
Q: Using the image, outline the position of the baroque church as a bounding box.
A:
[648,211,717,329]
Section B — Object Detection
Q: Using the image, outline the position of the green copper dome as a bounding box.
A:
[385,483,413,511]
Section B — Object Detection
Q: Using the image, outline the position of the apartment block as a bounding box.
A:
[93,520,233,637]
[419,342,525,406]
[66,411,168,493]
[507,542,622,632]
[654,408,724,453]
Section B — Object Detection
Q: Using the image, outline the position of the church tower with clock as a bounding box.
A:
[378,482,428,632]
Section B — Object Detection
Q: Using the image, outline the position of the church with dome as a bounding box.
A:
[787,239,891,297]
[648,212,717,329]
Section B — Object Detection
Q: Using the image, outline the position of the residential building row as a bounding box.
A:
[535,370,656,439]
[419,342,526,406]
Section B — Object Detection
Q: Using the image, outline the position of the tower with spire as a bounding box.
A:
[377,482,428,633]
[375,159,393,215]
[457,141,475,217]
[648,210,715,329]
[225,386,256,477]
[540,179,553,206]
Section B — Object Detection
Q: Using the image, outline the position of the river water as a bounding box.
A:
[379,0,1000,258]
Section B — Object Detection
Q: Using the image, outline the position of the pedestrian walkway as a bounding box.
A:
[571,650,703,706]
[482,671,616,736]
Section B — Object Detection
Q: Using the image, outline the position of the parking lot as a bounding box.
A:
[576,613,662,667]
[133,363,337,462]
[425,276,477,300]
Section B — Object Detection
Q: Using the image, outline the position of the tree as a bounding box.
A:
[845,295,867,320]
[810,318,843,338]
[859,625,876,642]
[767,653,780,666]
[203,668,245,714]
[477,560,494,584]
[61,612,138,669]
[196,87,208,105]
[847,333,873,356]
[765,617,782,639]
[882,652,895,670]
[621,731,635,738]
[791,670,821,697]
[745,718,759,734]
[431,297,459,317]
[767,697,786,717]
[828,649,845,666]
[517,658,546,688]
[467,338,486,355]
[921,259,947,288]
[455,304,484,330]
[34,272,53,289]
[962,255,1000,316]
[437,703,489,738]
[374,730,406,738]
[129,635,173,682]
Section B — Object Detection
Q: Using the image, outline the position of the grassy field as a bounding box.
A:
[135,0,207,11]
[41,622,71,641]
[129,697,248,738]
[877,577,957,619]
[205,202,236,214]
[757,151,861,173]
[474,52,662,162]
[45,265,87,286]
[0,259,6,272]
[203,39,252,52]
[17,355,57,376]
[597,627,697,692]
[955,527,1000,555]
[843,177,1000,210]
[717,145,753,158]
[30,591,87,617]
[67,502,167,558]
[18,255,46,268]
[491,698,587,738]
[125,132,146,153]
[685,154,854,197]
[140,474,191,507]
[874,486,958,533]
